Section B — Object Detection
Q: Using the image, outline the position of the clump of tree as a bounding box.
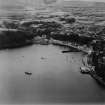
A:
[2,21,19,29]
[65,17,76,24]
[0,30,34,49]
[19,20,63,37]
[59,16,76,24]
[38,21,62,34]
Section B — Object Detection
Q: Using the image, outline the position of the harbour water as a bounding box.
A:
[0,44,105,104]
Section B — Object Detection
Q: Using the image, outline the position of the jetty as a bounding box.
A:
[52,39,90,54]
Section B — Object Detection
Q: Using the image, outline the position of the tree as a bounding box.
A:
[65,17,76,24]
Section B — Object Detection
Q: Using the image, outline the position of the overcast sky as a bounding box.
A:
[64,0,105,2]
[0,0,105,7]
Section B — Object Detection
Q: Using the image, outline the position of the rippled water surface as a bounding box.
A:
[0,44,105,104]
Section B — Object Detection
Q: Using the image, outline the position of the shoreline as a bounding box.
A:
[80,67,105,87]
[80,56,105,87]
[0,36,105,86]
[52,39,105,86]
[0,40,33,50]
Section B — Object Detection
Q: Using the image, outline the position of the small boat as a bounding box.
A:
[25,72,32,75]
[41,57,46,60]
[80,67,90,74]
[62,50,71,53]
